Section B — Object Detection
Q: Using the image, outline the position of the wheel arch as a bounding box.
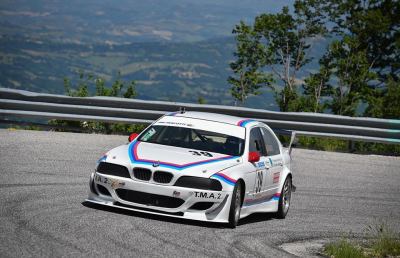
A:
[236,178,245,206]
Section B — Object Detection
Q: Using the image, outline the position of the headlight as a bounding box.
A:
[174,176,222,191]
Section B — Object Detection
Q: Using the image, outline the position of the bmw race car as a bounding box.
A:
[87,111,296,228]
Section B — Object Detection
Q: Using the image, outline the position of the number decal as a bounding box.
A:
[255,171,263,193]
[189,151,201,156]
[189,151,213,157]
[200,151,213,157]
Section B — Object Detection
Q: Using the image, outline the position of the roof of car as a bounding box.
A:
[166,111,259,127]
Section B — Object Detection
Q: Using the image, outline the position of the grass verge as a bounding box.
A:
[324,223,400,258]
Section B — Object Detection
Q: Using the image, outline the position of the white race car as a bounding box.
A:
[87,111,295,227]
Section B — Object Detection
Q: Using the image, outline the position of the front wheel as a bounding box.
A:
[276,176,292,219]
[228,182,242,228]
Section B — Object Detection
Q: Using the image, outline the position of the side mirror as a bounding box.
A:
[248,151,260,163]
[128,133,139,142]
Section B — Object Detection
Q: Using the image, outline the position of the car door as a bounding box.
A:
[248,127,269,195]
[260,127,283,192]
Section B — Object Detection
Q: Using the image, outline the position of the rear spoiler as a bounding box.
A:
[288,131,297,156]
[272,129,297,156]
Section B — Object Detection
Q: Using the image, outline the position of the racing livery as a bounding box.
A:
[87,111,295,227]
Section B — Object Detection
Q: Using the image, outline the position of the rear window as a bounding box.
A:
[138,125,245,156]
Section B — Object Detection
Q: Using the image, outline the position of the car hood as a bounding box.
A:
[103,142,242,178]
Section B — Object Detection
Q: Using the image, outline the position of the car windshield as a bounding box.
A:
[138,125,244,156]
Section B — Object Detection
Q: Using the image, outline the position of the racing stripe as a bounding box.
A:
[97,155,107,163]
[128,141,238,170]
[243,192,281,206]
[237,119,256,127]
[167,111,179,116]
[210,173,237,186]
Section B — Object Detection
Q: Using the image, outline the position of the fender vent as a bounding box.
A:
[96,184,111,196]
[114,202,184,216]
[116,189,184,208]
[189,202,214,211]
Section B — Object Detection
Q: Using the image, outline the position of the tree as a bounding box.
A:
[94,72,137,98]
[50,71,140,134]
[229,2,326,111]
[300,56,333,112]
[228,21,272,105]
[301,0,400,116]
[323,36,377,116]
[325,0,400,81]
[64,71,93,97]
[365,76,400,119]
[197,96,206,104]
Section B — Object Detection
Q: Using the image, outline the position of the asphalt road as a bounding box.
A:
[0,129,399,257]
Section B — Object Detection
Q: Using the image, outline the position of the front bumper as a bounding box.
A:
[86,172,233,223]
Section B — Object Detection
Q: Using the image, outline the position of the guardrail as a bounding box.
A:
[1,87,399,144]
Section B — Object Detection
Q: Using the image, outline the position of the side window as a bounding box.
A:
[260,128,280,156]
[249,128,267,156]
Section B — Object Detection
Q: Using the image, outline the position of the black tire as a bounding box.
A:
[276,176,292,219]
[228,182,242,228]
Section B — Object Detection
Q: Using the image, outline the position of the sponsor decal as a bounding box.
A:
[141,128,156,141]
[172,190,180,197]
[255,171,263,193]
[95,175,125,189]
[128,141,238,170]
[243,192,280,206]
[157,121,193,127]
[194,191,222,200]
[273,172,280,184]
[256,161,265,168]
[210,172,237,186]
[236,119,257,127]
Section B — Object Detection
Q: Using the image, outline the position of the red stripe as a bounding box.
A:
[236,120,245,126]
[215,173,237,183]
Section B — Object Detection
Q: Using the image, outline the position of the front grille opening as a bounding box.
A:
[114,202,184,216]
[189,202,214,211]
[133,168,152,181]
[97,162,130,178]
[115,189,184,208]
[174,176,222,191]
[153,171,173,184]
[97,184,111,196]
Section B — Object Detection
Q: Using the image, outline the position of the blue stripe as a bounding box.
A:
[240,119,256,127]
[128,141,136,163]
[97,156,107,163]
[243,194,280,207]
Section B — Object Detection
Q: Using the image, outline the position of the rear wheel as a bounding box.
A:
[228,182,242,228]
[276,176,292,219]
